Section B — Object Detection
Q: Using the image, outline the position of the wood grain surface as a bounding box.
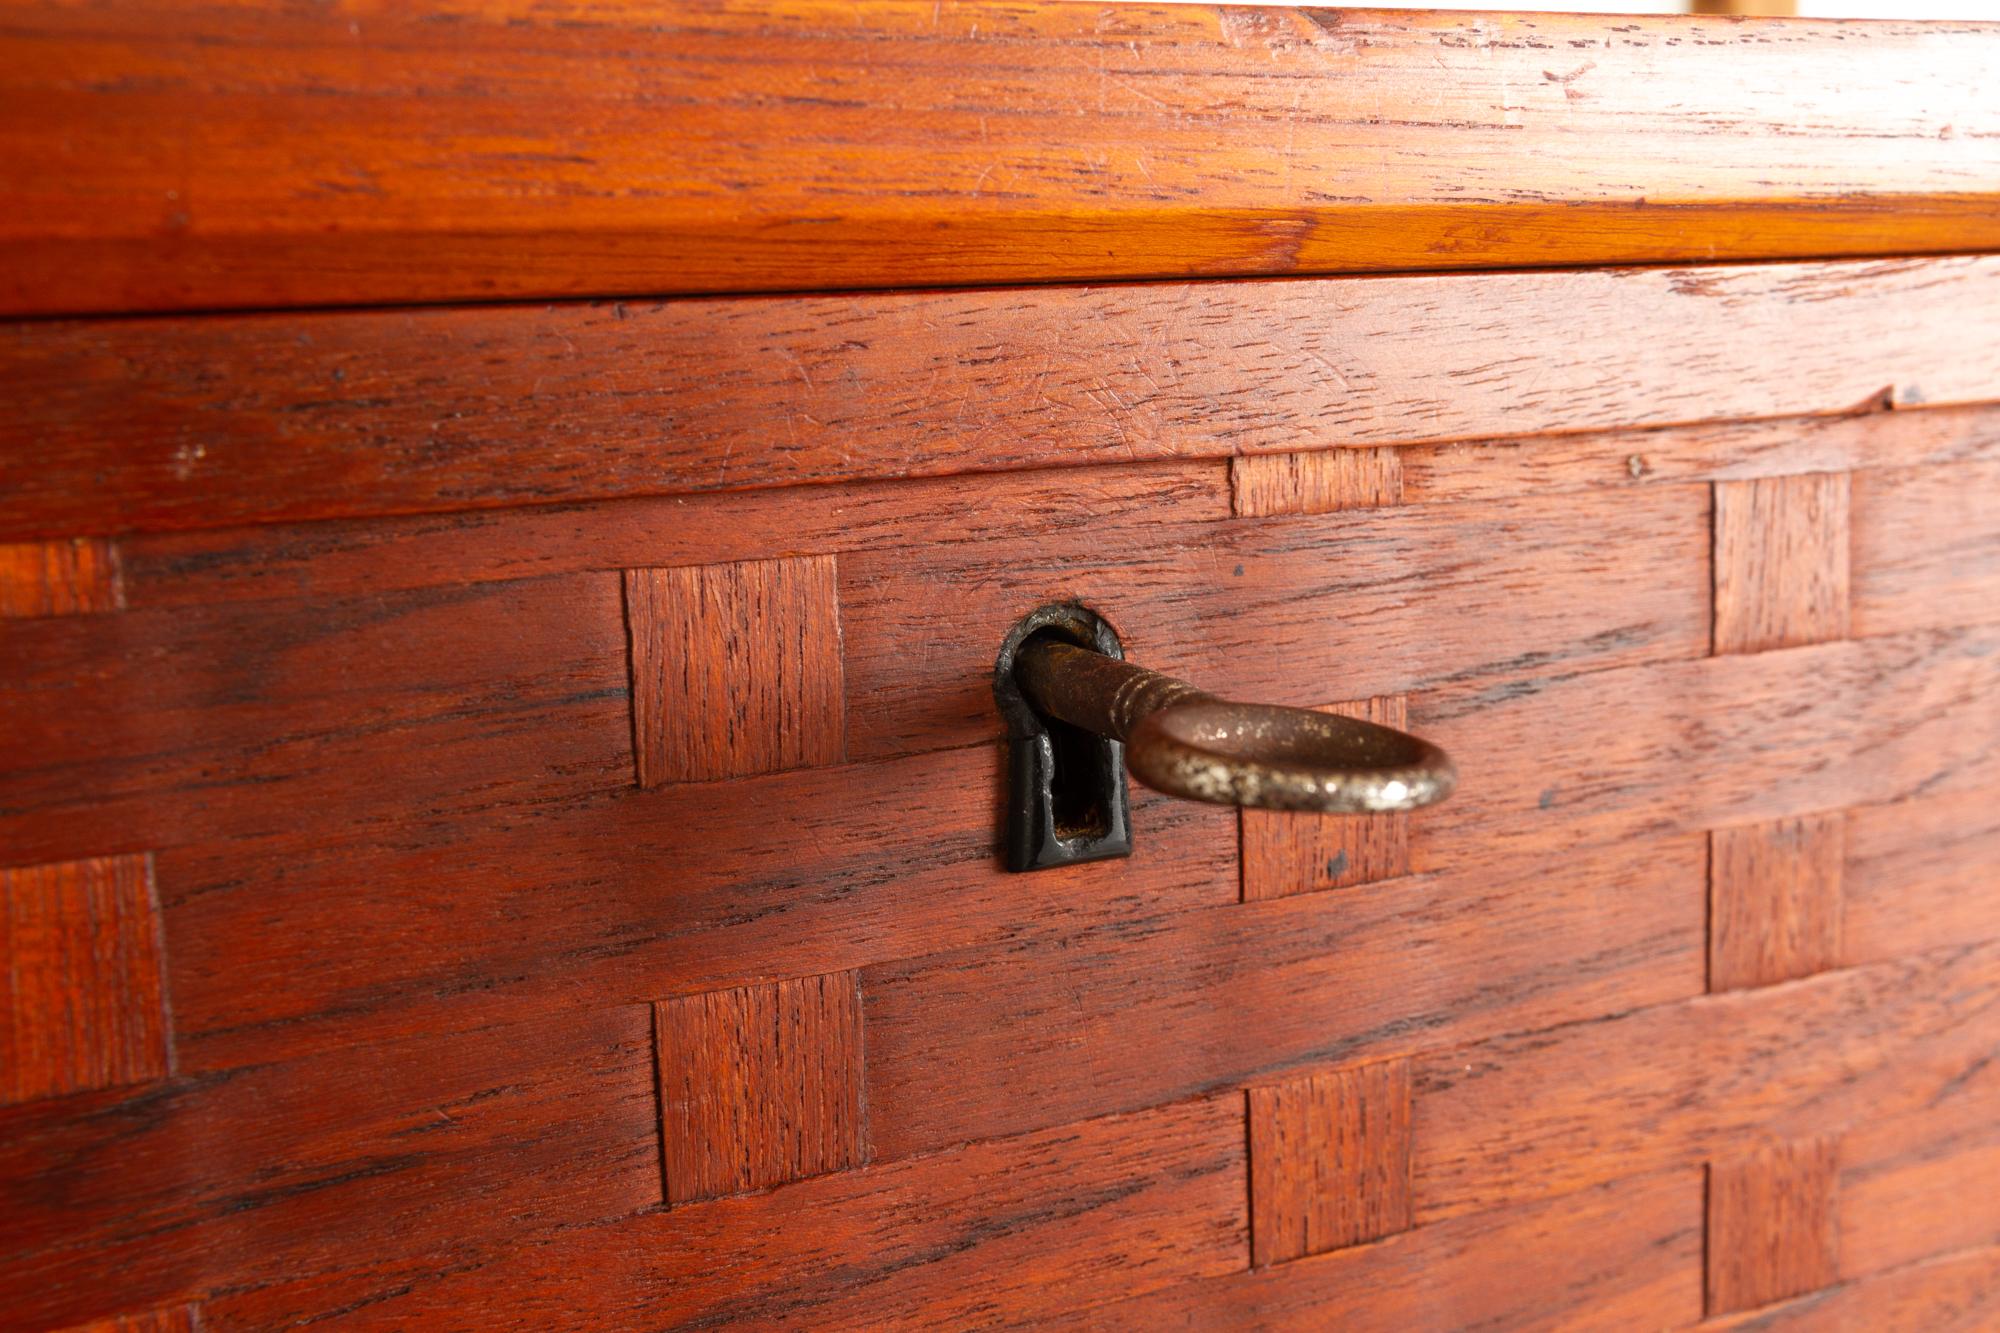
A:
[1703,1246,2000,1332]
[1249,1060,1414,1265]
[1713,473,1852,655]
[1231,449,1404,518]
[1056,1171,1703,1332]
[0,540,121,619]
[0,855,169,1107]
[656,972,867,1204]
[1707,1138,1841,1315]
[1710,815,1845,993]
[5,257,2000,540]
[3,3,1999,315]
[3,46,1998,1322]
[625,557,845,786]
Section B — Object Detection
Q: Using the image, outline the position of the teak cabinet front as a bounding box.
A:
[4,4,2000,1331]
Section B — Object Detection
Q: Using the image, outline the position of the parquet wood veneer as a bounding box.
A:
[3,4,1998,1328]
[0,855,169,1106]
[1248,1060,1415,1265]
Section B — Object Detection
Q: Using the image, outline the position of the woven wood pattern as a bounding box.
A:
[2,261,1998,1326]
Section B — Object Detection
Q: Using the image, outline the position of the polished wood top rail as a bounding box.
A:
[3,1,1999,316]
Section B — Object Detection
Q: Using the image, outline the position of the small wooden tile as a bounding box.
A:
[1710,814,1844,992]
[1707,1137,1840,1315]
[656,971,867,1204]
[624,555,844,786]
[1242,696,1412,901]
[0,538,123,617]
[1248,1058,1413,1266]
[1231,448,1404,517]
[1,854,170,1106]
[1713,473,1850,655]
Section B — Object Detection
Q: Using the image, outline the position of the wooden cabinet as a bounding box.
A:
[3,4,1998,1329]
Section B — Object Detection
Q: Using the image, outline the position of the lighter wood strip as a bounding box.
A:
[1707,1137,1841,1316]
[1,854,169,1106]
[0,538,122,617]
[625,556,844,786]
[1231,449,1404,517]
[5,6,2000,314]
[1714,474,1852,656]
[1710,814,1845,993]
[1242,696,1411,901]
[655,971,867,1204]
[1249,1059,1413,1266]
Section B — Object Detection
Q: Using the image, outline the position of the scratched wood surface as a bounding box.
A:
[3,4,1999,316]
[5,3,2000,1325]
[6,256,2000,541]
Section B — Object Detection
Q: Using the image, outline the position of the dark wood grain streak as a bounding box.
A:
[656,972,867,1204]
[3,5,1998,315]
[4,258,1998,540]
[1242,698,1411,900]
[1,854,169,1107]
[1710,815,1845,993]
[1059,1171,1703,1332]
[625,556,844,786]
[1249,1060,1414,1265]
[1707,1138,1841,1315]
